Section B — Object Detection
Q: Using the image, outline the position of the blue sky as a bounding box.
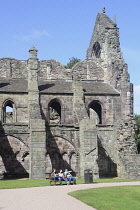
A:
[0,0,140,114]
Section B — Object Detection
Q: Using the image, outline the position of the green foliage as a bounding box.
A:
[64,57,81,69]
[135,114,140,153]
[69,186,140,210]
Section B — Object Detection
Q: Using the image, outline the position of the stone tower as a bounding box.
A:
[86,11,133,117]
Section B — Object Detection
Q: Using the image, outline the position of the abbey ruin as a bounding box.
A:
[0,10,140,179]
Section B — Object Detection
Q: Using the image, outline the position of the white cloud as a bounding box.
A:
[134,85,140,114]
[15,29,49,41]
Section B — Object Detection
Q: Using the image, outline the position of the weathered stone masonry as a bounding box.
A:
[0,10,140,179]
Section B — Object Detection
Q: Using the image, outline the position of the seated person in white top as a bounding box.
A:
[58,169,68,185]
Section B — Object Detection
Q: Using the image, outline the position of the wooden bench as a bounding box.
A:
[49,174,60,186]
[48,174,69,186]
[47,172,77,186]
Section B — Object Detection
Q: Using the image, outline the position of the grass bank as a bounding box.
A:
[69,185,140,210]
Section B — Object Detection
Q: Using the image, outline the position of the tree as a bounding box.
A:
[135,114,140,153]
[64,57,81,69]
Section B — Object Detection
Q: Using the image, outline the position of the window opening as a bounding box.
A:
[49,101,61,124]
[92,42,101,58]
[89,102,102,124]
[4,102,14,123]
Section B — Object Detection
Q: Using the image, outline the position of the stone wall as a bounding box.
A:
[0,58,72,81]
[0,58,27,79]
[39,60,72,80]
[72,60,104,81]
[116,117,138,178]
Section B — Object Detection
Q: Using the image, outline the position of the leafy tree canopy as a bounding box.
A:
[64,57,81,69]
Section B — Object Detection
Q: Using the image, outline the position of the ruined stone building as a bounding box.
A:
[0,10,140,179]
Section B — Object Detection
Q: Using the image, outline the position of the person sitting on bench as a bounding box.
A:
[51,169,59,179]
[63,169,76,185]
[58,169,68,185]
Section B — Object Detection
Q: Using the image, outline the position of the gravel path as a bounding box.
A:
[0,181,140,210]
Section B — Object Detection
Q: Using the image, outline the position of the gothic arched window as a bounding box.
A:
[89,101,102,124]
[49,99,61,124]
[92,42,101,58]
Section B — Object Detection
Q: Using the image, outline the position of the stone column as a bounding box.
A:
[72,81,88,123]
[79,119,99,179]
[72,81,99,178]
[28,46,46,179]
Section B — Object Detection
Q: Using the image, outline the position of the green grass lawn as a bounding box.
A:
[0,178,138,189]
[0,179,50,189]
[69,186,140,210]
